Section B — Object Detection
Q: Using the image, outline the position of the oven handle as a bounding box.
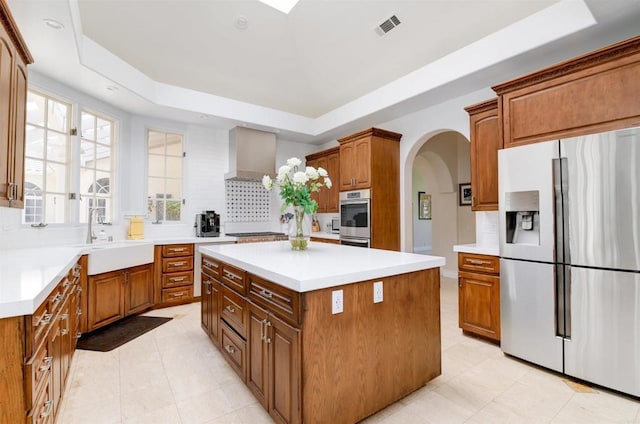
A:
[339,238,370,248]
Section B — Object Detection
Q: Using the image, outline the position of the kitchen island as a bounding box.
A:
[199,241,445,424]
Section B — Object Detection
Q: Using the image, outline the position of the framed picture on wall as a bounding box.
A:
[418,192,431,220]
[459,183,472,206]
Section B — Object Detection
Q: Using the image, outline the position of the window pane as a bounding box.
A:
[46,162,67,193]
[26,126,44,159]
[148,177,164,199]
[26,92,45,125]
[96,118,111,145]
[81,112,95,140]
[81,140,96,167]
[80,168,95,196]
[166,156,182,178]
[47,131,68,163]
[45,193,65,224]
[95,172,110,193]
[47,99,68,132]
[148,131,165,151]
[148,154,165,177]
[95,145,111,171]
[24,159,44,188]
[166,134,182,156]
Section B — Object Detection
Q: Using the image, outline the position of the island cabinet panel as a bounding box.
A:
[301,268,441,424]
[248,273,301,327]
[221,262,247,294]
[220,284,248,338]
[494,35,640,148]
[201,267,221,347]
[220,321,247,382]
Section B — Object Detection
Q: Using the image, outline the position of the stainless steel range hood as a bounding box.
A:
[224,127,277,181]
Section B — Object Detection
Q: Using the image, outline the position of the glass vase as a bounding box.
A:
[289,205,309,250]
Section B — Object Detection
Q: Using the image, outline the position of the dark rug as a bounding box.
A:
[77,315,172,352]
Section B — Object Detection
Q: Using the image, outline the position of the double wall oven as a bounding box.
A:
[339,189,370,247]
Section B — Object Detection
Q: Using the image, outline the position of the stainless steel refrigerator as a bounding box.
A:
[498,126,640,397]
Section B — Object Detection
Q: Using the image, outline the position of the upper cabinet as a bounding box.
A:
[305,146,339,213]
[465,99,501,211]
[339,136,371,190]
[0,2,33,208]
[493,35,640,148]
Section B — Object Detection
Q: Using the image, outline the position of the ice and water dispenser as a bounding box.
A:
[504,190,540,245]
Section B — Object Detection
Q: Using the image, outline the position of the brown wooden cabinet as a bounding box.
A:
[87,263,153,332]
[337,128,402,251]
[154,244,194,306]
[201,259,221,347]
[0,1,33,208]
[0,257,82,424]
[465,99,501,211]
[305,146,339,213]
[457,252,500,342]
[309,236,339,244]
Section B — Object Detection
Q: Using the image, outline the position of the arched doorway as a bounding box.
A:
[409,130,475,277]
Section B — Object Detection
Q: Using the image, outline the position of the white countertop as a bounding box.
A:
[0,247,83,319]
[310,231,340,240]
[153,236,238,245]
[453,243,499,256]
[200,241,445,293]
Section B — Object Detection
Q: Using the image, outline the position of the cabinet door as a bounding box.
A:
[469,103,501,211]
[339,142,356,190]
[352,138,371,189]
[201,276,220,346]
[125,265,153,316]
[9,56,27,208]
[58,296,72,389]
[306,158,322,212]
[48,317,63,417]
[0,32,14,205]
[269,313,301,424]
[247,302,269,409]
[325,151,340,212]
[458,271,500,341]
[87,271,124,331]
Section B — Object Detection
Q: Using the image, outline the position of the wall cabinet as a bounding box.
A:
[0,258,82,424]
[458,252,500,342]
[337,128,402,251]
[305,146,339,213]
[0,1,33,208]
[87,263,153,332]
[154,244,194,306]
[464,99,501,211]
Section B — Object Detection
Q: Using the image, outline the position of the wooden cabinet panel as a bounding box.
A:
[269,313,301,424]
[202,256,221,279]
[305,147,340,214]
[162,271,192,288]
[125,265,153,315]
[221,263,247,294]
[201,275,220,346]
[458,252,500,274]
[221,284,248,338]
[309,236,339,244]
[339,137,371,190]
[248,273,301,327]
[160,286,193,303]
[156,244,194,306]
[162,256,193,273]
[465,99,501,211]
[9,56,27,207]
[458,271,500,341]
[87,271,124,331]
[162,244,193,257]
[220,321,247,382]
[247,302,269,409]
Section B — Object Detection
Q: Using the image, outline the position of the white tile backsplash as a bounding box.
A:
[225,180,271,223]
[475,211,499,251]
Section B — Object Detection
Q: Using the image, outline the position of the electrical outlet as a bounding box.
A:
[332,289,344,314]
[373,281,383,303]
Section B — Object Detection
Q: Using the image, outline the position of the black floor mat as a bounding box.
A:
[76,315,172,352]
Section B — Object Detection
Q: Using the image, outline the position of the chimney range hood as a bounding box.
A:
[224,127,277,181]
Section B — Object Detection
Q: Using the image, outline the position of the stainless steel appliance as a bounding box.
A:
[339,189,370,247]
[195,211,220,237]
[499,127,640,397]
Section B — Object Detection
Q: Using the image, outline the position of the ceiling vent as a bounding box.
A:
[375,15,401,36]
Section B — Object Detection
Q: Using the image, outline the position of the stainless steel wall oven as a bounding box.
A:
[339,189,370,247]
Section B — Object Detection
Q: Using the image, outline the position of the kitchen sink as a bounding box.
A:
[81,241,155,275]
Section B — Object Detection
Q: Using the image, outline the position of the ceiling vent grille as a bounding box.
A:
[375,15,401,36]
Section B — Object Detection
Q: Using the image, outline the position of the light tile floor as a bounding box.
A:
[57,278,640,423]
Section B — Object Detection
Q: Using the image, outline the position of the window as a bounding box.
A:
[23,91,71,224]
[80,111,115,223]
[147,130,183,222]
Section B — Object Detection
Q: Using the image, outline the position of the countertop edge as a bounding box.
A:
[453,243,500,256]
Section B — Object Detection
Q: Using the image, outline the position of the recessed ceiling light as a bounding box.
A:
[258,0,300,14]
[106,85,118,92]
[235,16,249,30]
[43,18,64,30]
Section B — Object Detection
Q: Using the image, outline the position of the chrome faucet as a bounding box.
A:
[86,208,98,244]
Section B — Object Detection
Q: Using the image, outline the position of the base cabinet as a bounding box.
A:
[154,244,194,306]
[458,252,500,341]
[201,271,221,347]
[87,263,153,332]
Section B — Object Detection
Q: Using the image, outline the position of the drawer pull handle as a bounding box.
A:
[41,400,54,418]
[73,270,81,278]
[77,286,83,293]
[467,259,490,265]
[171,247,187,252]
[260,289,273,299]
[61,328,69,336]
[39,356,53,372]
[170,292,186,297]
[224,270,241,281]
[77,308,82,316]
[63,280,71,288]
[224,344,236,355]
[204,260,219,269]
[170,261,187,267]
[52,293,64,305]
[39,313,53,326]
[171,277,187,282]
[225,305,236,314]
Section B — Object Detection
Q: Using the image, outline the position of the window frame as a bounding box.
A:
[146,128,185,224]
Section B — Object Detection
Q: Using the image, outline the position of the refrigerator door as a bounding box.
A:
[498,141,558,263]
[501,258,563,372]
[561,127,640,271]
[564,267,640,397]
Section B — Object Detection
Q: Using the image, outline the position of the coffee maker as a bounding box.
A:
[195,210,220,237]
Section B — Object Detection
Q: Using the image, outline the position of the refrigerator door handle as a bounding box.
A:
[565,266,571,339]
[552,157,570,263]
[555,264,566,338]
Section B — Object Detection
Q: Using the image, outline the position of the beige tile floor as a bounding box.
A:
[57,278,640,423]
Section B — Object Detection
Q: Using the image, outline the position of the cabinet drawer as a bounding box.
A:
[221,284,247,338]
[221,263,246,294]
[24,342,51,409]
[248,273,301,326]
[161,286,193,303]
[27,377,53,424]
[220,322,247,383]
[162,244,193,257]
[202,256,221,279]
[458,252,500,275]
[162,271,193,288]
[162,256,194,273]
